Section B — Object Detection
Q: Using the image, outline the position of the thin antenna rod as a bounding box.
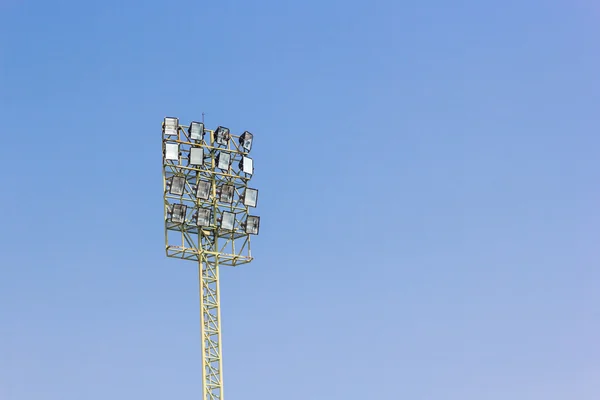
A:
[202,112,205,124]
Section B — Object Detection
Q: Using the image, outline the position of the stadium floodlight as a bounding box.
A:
[245,215,260,235]
[243,188,258,207]
[215,126,230,146]
[189,121,204,141]
[196,180,211,200]
[217,152,231,170]
[162,118,262,400]
[196,208,211,226]
[219,184,234,204]
[190,147,204,166]
[239,156,253,175]
[165,143,179,161]
[170,176,186,196]
[171,204,187,223]
[220,211,235,230]
[239,131,253,152]
[164,117,179,136]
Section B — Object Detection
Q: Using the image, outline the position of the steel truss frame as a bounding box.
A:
[162,120,257,400]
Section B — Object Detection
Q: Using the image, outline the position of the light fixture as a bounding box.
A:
[217,152,231,170]
[171,204,187,223]
[164,117,179,136]
[196,208,211,226]
[239,131,253,152]
[215,126,230,146]
[245,215,260,235]
[243,188,258,207]
[169,176,185,196]
[219,184,234,204]
[190,147,204,165]
[165,143,179,161]
[196,180,211,200]
[189,121,204,141]
[239,156,253,175]
[220,211,235,230]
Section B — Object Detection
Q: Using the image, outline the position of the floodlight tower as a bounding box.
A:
[162,117,260,400]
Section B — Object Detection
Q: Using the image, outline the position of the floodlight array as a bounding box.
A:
[163,116,261,264]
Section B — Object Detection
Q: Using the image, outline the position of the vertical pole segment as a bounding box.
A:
[199,241,225,400]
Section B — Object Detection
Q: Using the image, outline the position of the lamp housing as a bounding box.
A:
[243,188,258,207]
[217,152,231,170]
[215,126,230,146]
[245,215,260,235]
[196,180,211,200]
[169,176,186,196]
[196,208,211,226]
[219,184,234,204]
[171,204,187,223]
[189,121,204,141]
[163,117,179,136]
[165,143,179,161]
[239,131,253,152]
[239,156,253,175]
[190,147,204,166]
[220,211,235,230]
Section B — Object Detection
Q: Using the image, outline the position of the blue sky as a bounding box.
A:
[1,1,599,399]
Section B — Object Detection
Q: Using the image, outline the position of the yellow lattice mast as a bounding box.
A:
[161,117,260,400]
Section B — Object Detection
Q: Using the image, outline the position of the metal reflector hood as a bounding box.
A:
[197,208,211,226]
[239,131,253,152]
[220,184,234,204]
[171,204,187,223]
[215,126,230,146]
[239,156,253,175]
[196,180,211,200]
[170,176,185,196]
[165,143,179,160]
[217,152,231,170]
[221,211,235,230]
[190,147,204,165]
[164,117,179,135]
[189,121,204,140]
[243,188,258,207]
[245,215,260,235]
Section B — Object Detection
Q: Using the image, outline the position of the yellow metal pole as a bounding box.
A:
[199,259,208,400]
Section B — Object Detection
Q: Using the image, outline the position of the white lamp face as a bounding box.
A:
[165,143,179,160]
[190,147,204,165]
[221,211,235,230]
[243,188,258,207]
[171,204,187,223]
[196,180,211,200]
[164,117,178,127]
[220,184,234,204]
[241,131,253,151]
[215,127,230,146]
[197,208,211,226]
[241,156,253,174]
[245,215,260,235]
[164,117,178,135]
[217,152,231,170]
[189,121,204,140]
[170,176,185,195]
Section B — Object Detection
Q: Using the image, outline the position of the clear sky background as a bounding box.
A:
[1,1,599,399]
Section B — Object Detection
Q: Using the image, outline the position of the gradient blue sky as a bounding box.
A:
[1,1,599,399]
